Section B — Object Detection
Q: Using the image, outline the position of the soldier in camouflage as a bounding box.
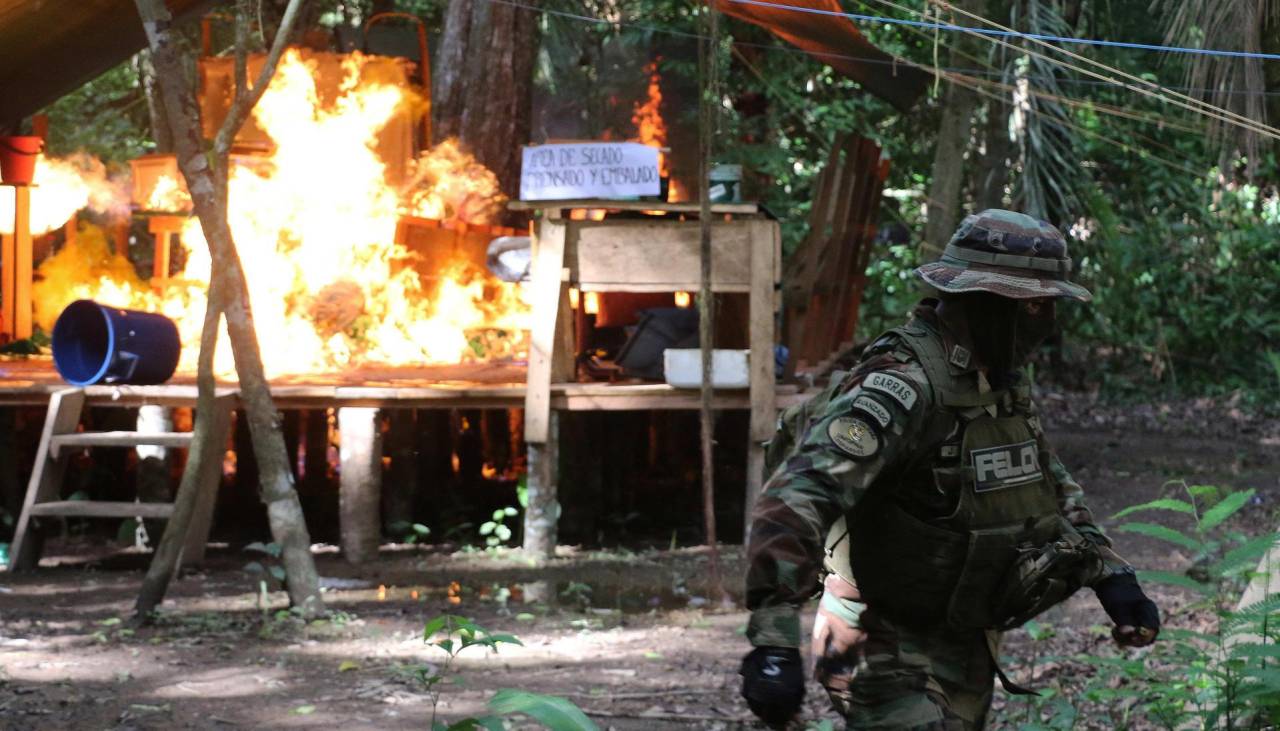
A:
[740,210,1161,729]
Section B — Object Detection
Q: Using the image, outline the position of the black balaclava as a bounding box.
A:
[953,292,1057,383]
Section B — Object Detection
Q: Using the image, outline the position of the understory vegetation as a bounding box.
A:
[991,484,1280,730]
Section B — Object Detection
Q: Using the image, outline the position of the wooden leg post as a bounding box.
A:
[13,185,32,340]
[522,218,566,561]
[339,407,382,564]
[9,389,85,571]
[745,221,779,541]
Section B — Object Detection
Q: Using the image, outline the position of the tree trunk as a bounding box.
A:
[134,0,322,617]
[138,50,175,154]
[921,0,987,258]
[973,97,1014,211]
[434,0,538,203]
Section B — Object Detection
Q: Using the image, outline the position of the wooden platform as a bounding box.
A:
[0,357,804,410]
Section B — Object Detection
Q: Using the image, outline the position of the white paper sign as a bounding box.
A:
[520,142,661,201]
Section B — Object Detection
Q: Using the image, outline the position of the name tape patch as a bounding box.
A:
[864,372,918,411]
[851,395,892,429]
[971,439,1042,491]
[828,416,879,459]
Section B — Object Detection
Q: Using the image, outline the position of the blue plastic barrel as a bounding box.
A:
[51,300,181,386]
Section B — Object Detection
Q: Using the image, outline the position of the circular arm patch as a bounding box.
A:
[827,416,880,459]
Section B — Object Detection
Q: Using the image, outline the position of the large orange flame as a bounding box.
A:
[0,154,126,234]
[630,61,684,202]
[31,49,528,377]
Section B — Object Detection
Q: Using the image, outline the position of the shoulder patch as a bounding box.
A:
[851,395,892,429]
[827,416,880,459]
[863,371,919,411]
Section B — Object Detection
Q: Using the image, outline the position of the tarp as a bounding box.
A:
[713,0,931,112]
[0,0,214,127]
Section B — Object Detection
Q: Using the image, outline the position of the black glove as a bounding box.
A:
[1094,572,1160,647]
[740,646,805,728]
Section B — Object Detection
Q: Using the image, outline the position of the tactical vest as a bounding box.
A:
[821,320,1098,629]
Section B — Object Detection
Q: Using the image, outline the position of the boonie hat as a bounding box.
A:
[915,209,1091,301]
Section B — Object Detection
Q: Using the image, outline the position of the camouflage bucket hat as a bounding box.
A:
[914,209,1092,302]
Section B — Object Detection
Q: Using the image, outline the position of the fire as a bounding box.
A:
[0,154,125,234]
[631,61,684,202]
[32,49,529,376]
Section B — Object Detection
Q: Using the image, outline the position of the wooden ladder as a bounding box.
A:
[8,388,236,572]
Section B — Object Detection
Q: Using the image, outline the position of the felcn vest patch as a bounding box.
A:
[863,372,918,411]
[971,439,1042,491]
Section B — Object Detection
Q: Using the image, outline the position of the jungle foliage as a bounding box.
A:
[36,0,1280,402]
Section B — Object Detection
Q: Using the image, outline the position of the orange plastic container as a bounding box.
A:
[0,136,42,185]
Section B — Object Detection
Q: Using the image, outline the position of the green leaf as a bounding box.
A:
[488,689,599,731]
[244,541,283,558]
[338,660,360,672]
[435,638,455,655]
[1138,569,1214,595]
[423,615,449,639]
[97,617,122,627]
[1227,643,1280,661]
[1116,522,1202,551]
[480,521,496,536]
[1213,533,1280,576]
[485,633,524,648]
[292,705,316,715]
[1111,498,1196,520]
[492,509,507,521]
[412,523,431,536]
[503,507,518,517]
[268,565,287,581]
[1199,489,1255,532]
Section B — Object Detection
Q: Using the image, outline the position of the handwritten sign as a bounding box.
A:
[520,142,661,201]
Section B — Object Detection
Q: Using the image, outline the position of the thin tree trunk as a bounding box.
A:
[698,2,725,604]
[973,97,1013,211]
[922,0,986,258]
[134,0,322,617]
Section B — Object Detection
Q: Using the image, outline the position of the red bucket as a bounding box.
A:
[0,136,43,185]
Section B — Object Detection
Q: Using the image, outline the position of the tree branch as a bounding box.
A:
[213,0,305,157]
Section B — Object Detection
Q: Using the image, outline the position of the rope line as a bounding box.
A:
[726,0,1280,61]
[490,0,1280,97]
[903,0,1280,140]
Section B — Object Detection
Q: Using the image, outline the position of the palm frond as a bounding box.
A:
[1007,0,1087,224]
[1151,0,1274,176]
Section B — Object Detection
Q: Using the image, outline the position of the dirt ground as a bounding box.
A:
[2,393,1278,730]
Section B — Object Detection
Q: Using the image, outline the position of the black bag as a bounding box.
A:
[615,307,699,380]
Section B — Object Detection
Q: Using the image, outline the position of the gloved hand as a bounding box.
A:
[740,646,805,728]
[1094,572,1160,647]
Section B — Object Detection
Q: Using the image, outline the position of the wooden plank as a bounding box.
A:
[51,430,196,456]
[182,393,236,565]
[524,219,567,444]
[510,199,759,215]
[29,500,175,519]
[13,185,31,339]
[746,221,779,540]
[338,407,382,564]
[9,388,84,571]
[550,268,576,383]
[571,220,754,291]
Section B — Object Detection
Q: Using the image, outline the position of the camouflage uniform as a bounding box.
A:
[745,211,1132,729]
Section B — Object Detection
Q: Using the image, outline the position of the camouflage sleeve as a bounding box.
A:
[745,357,933,648]
[1047,452,1134,582]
